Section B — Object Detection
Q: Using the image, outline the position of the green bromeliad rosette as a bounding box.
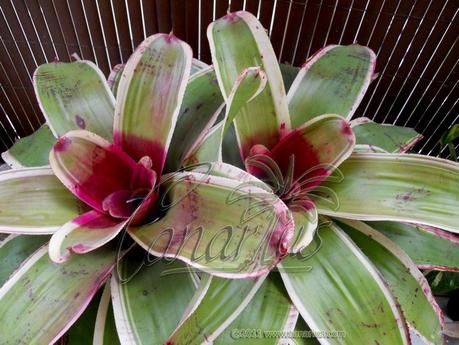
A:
[0,11,458,345]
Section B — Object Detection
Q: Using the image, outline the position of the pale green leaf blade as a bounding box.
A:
[166,274,267,345]
[290,207,318,253]
[114,34,192,174]
[314,153,459,233]
[184,121,224,165]
[350,117,423,153]
[129,171,294,278]
[1,124,55,168]
[223,67,267,134]
[288,45,376,127]
[165,67,224,171]
[337,219,443,345]
[107,64,125,97]
[208,11,291,158]
[191,58,210,74]
[0,244,116,344]
[49,210,126,263]
[185,62,270,167]
[0,234,49,285]
[0,168,86,234]
[34,60,115,140]
[111,249,196,345]
[279,221,410,345]
[94,282,120,345]
[368,221,459,272]
[215,273,298,345]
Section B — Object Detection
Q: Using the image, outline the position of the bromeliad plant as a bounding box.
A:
[0,10,458,345]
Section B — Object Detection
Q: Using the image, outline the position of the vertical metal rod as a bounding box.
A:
[80,0,100,65]
[413,58,458,130]
[95,0,113,70]
[109,0,124,62]
[366,0,387,46]
[0,36,41,126]
[353,0,371,43]
[198,0,202,60]
[306,0,324,58]
[338,0,355,44]
[268,0,278,38]
[0,82,24,137]
[51,0,71,60]
[256,0,262,19]
[23,0,48,62]
[0,102,17,144]
[278,0,293,62]
[377,0,436,123]
[400,10,459,126]
[292,0,309,63]
[0,86,20,139]
[361,0,417,120]
[65,0,84,59]
[0,6,36,80]
[37,0,60,59]
[139,0,147,40]
[124,0,135,52]
[323,0,338,46]
[9,0,39,67]
[0,60,34,132]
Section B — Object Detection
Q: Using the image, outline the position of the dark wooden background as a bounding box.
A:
[0,0,457,160]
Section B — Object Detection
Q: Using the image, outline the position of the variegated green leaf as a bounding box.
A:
[0,168,86,234]
[288,45,375,127]
[34,60,115,139]
[215,273,298,345]
[111,249,196,345]
[1,124,55,168]
[114,33,192,175]
[0,234,49,285]
[0,243,115,344]
[315,153,459,233]
[208,11,290,158]
[186,67,267,166]
[368,221,459,272]
[191,58,210,74]
[166,274,267,345]
[290,208,318,253]
[107,64,125,98]
[222,67,267,134]
[165,67,224,172]
[337,219,443,345]
[185,121,224,165]
[350,117,423,153]
[279,221,410,345]
[49,210,127,263]
[129,170,293,278]
[94,282,120,345]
